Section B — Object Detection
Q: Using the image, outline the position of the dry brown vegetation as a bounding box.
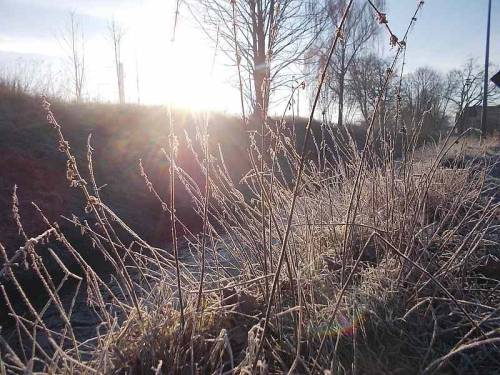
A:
[1,92,500,373]
[2,1,500,374]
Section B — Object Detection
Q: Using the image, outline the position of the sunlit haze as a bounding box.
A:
[2,2,500,372]
[1,0,499,113]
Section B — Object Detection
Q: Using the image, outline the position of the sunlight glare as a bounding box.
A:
[130,1,237,112]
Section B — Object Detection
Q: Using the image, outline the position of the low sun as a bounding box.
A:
[132,6,235,112]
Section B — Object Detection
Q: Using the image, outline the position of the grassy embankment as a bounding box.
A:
[1,86,500,374]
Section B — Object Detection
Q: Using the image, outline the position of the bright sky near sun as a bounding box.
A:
[0,0,499,113]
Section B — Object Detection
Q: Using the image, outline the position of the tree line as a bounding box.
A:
[1,0,498,136]
[188,0,498,135]
[0,12,128,104]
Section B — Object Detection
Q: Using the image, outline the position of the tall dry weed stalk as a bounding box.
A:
[2,1,500,374]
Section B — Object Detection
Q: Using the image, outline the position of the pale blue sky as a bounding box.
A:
[388,0,499,72]
[0,0,498,110]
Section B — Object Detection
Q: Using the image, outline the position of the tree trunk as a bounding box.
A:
[252,0,268,122]
[378,93,385,136]
[337,43,346,128]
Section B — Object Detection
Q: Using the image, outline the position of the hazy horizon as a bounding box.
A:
[1,0,499,113]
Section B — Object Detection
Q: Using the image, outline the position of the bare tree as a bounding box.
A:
[0,58,67,98]
[445,59,500,115]
[0,59,39,95]
[135,54,141,104]
[109,19,126,104]
[445,59,500,132]
[347,53,389,125]
[187,0,325,120]
[308,0,383,128]
[401,67,448,136]
[62,12,86,103]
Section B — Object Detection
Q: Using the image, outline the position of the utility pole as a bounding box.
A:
[481,0,492,135]
[297,82,300,118]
